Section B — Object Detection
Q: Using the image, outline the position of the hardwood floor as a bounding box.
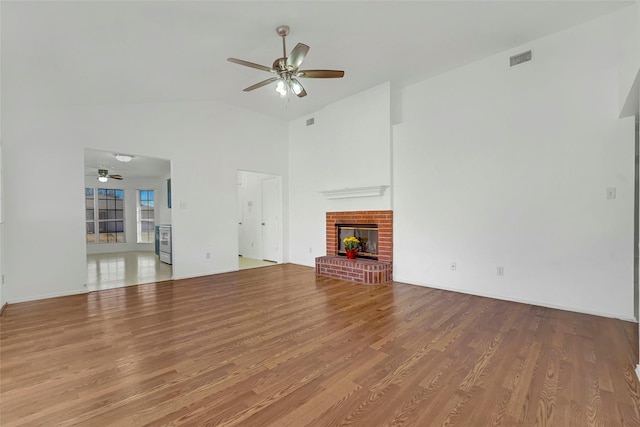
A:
[1,264,639,426]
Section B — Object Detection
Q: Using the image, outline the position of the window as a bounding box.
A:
[85,188,125,244]
[137,190,155,243]
[85,188,95,244]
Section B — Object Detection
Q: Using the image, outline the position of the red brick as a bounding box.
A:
[315,255,392,284]
[324,210,393,263]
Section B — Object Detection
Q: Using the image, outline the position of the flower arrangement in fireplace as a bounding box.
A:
[343,236,360,251]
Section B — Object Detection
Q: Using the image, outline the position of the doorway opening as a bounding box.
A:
[83,148,173,291]
[237,170,283,270]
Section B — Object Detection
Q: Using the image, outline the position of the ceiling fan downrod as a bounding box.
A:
[276,25,290,61]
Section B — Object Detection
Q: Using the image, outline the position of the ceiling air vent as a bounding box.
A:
[306,117,315,126]
[510,50,532,67]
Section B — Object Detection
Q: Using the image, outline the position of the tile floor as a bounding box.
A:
[238,256,278,270]
[86,252,277,291]
[86,251,172,291]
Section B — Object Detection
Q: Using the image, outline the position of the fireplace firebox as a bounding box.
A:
[337,224,378,259]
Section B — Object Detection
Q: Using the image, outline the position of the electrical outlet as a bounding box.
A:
[606,187,616,200]
[450,262,457,271]
[206,252,211,259]
[309,247,312,253]
[497,266,504,276]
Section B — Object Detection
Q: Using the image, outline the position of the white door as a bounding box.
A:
[261,177,280,262]
[237,174,245,256]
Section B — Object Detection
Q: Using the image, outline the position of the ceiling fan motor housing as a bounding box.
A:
[273,58,287,72]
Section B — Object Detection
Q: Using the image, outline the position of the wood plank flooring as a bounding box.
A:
[1,264,639,426]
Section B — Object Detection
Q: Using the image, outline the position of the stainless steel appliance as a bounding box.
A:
[158,225,172,265]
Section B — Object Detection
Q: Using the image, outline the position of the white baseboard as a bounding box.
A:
[394,278,638,322]
[8,288,87,304]
[172,267,237,281]
[636,365,640,383]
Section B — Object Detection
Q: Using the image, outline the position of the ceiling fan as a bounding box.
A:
[97,168,123,182]
[227,25,344,98]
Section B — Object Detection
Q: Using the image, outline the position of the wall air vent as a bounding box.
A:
[510,50,533,67]
[306,117,315,126]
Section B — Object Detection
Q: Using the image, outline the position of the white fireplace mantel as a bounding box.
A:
[320,186,388,200]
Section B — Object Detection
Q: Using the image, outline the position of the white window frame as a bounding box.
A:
[85,187,126,244]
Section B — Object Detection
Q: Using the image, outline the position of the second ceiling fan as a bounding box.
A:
[97,168,123,182]
[227,25,344,98]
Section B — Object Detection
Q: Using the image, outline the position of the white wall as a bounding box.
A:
[0,0,3,309]
[637,48,640,378]
[636,2,640,378]
[636,4,640,379]
[637,112,640,379]
[2,101,288,303]
[618,3,640,117]
[237,170,278,260]
[0,224,3,309]
[0,144,4,309]
[393,9,635,320]
[288,82,392,266]
[84,175,170,254]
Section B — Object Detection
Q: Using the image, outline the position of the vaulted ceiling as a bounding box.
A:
[2,1,633,121]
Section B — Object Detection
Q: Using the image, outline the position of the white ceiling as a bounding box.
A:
[84,148,170,179]
[2,1,633,122]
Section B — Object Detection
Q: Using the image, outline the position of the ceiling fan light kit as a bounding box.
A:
[227,25,344,99]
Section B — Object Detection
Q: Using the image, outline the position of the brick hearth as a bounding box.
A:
[315,256,392,284]
[316,210,393,284]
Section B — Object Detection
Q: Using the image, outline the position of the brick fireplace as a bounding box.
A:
[316,210,393,284]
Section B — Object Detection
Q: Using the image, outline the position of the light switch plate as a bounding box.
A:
[606,187,616,200]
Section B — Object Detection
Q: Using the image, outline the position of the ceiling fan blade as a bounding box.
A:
[286,43,309,70]
[108,175,123,180]
[291,78,307,98]
[243,77,280,92]
[227,58,274,73]
[297,69,345,78]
